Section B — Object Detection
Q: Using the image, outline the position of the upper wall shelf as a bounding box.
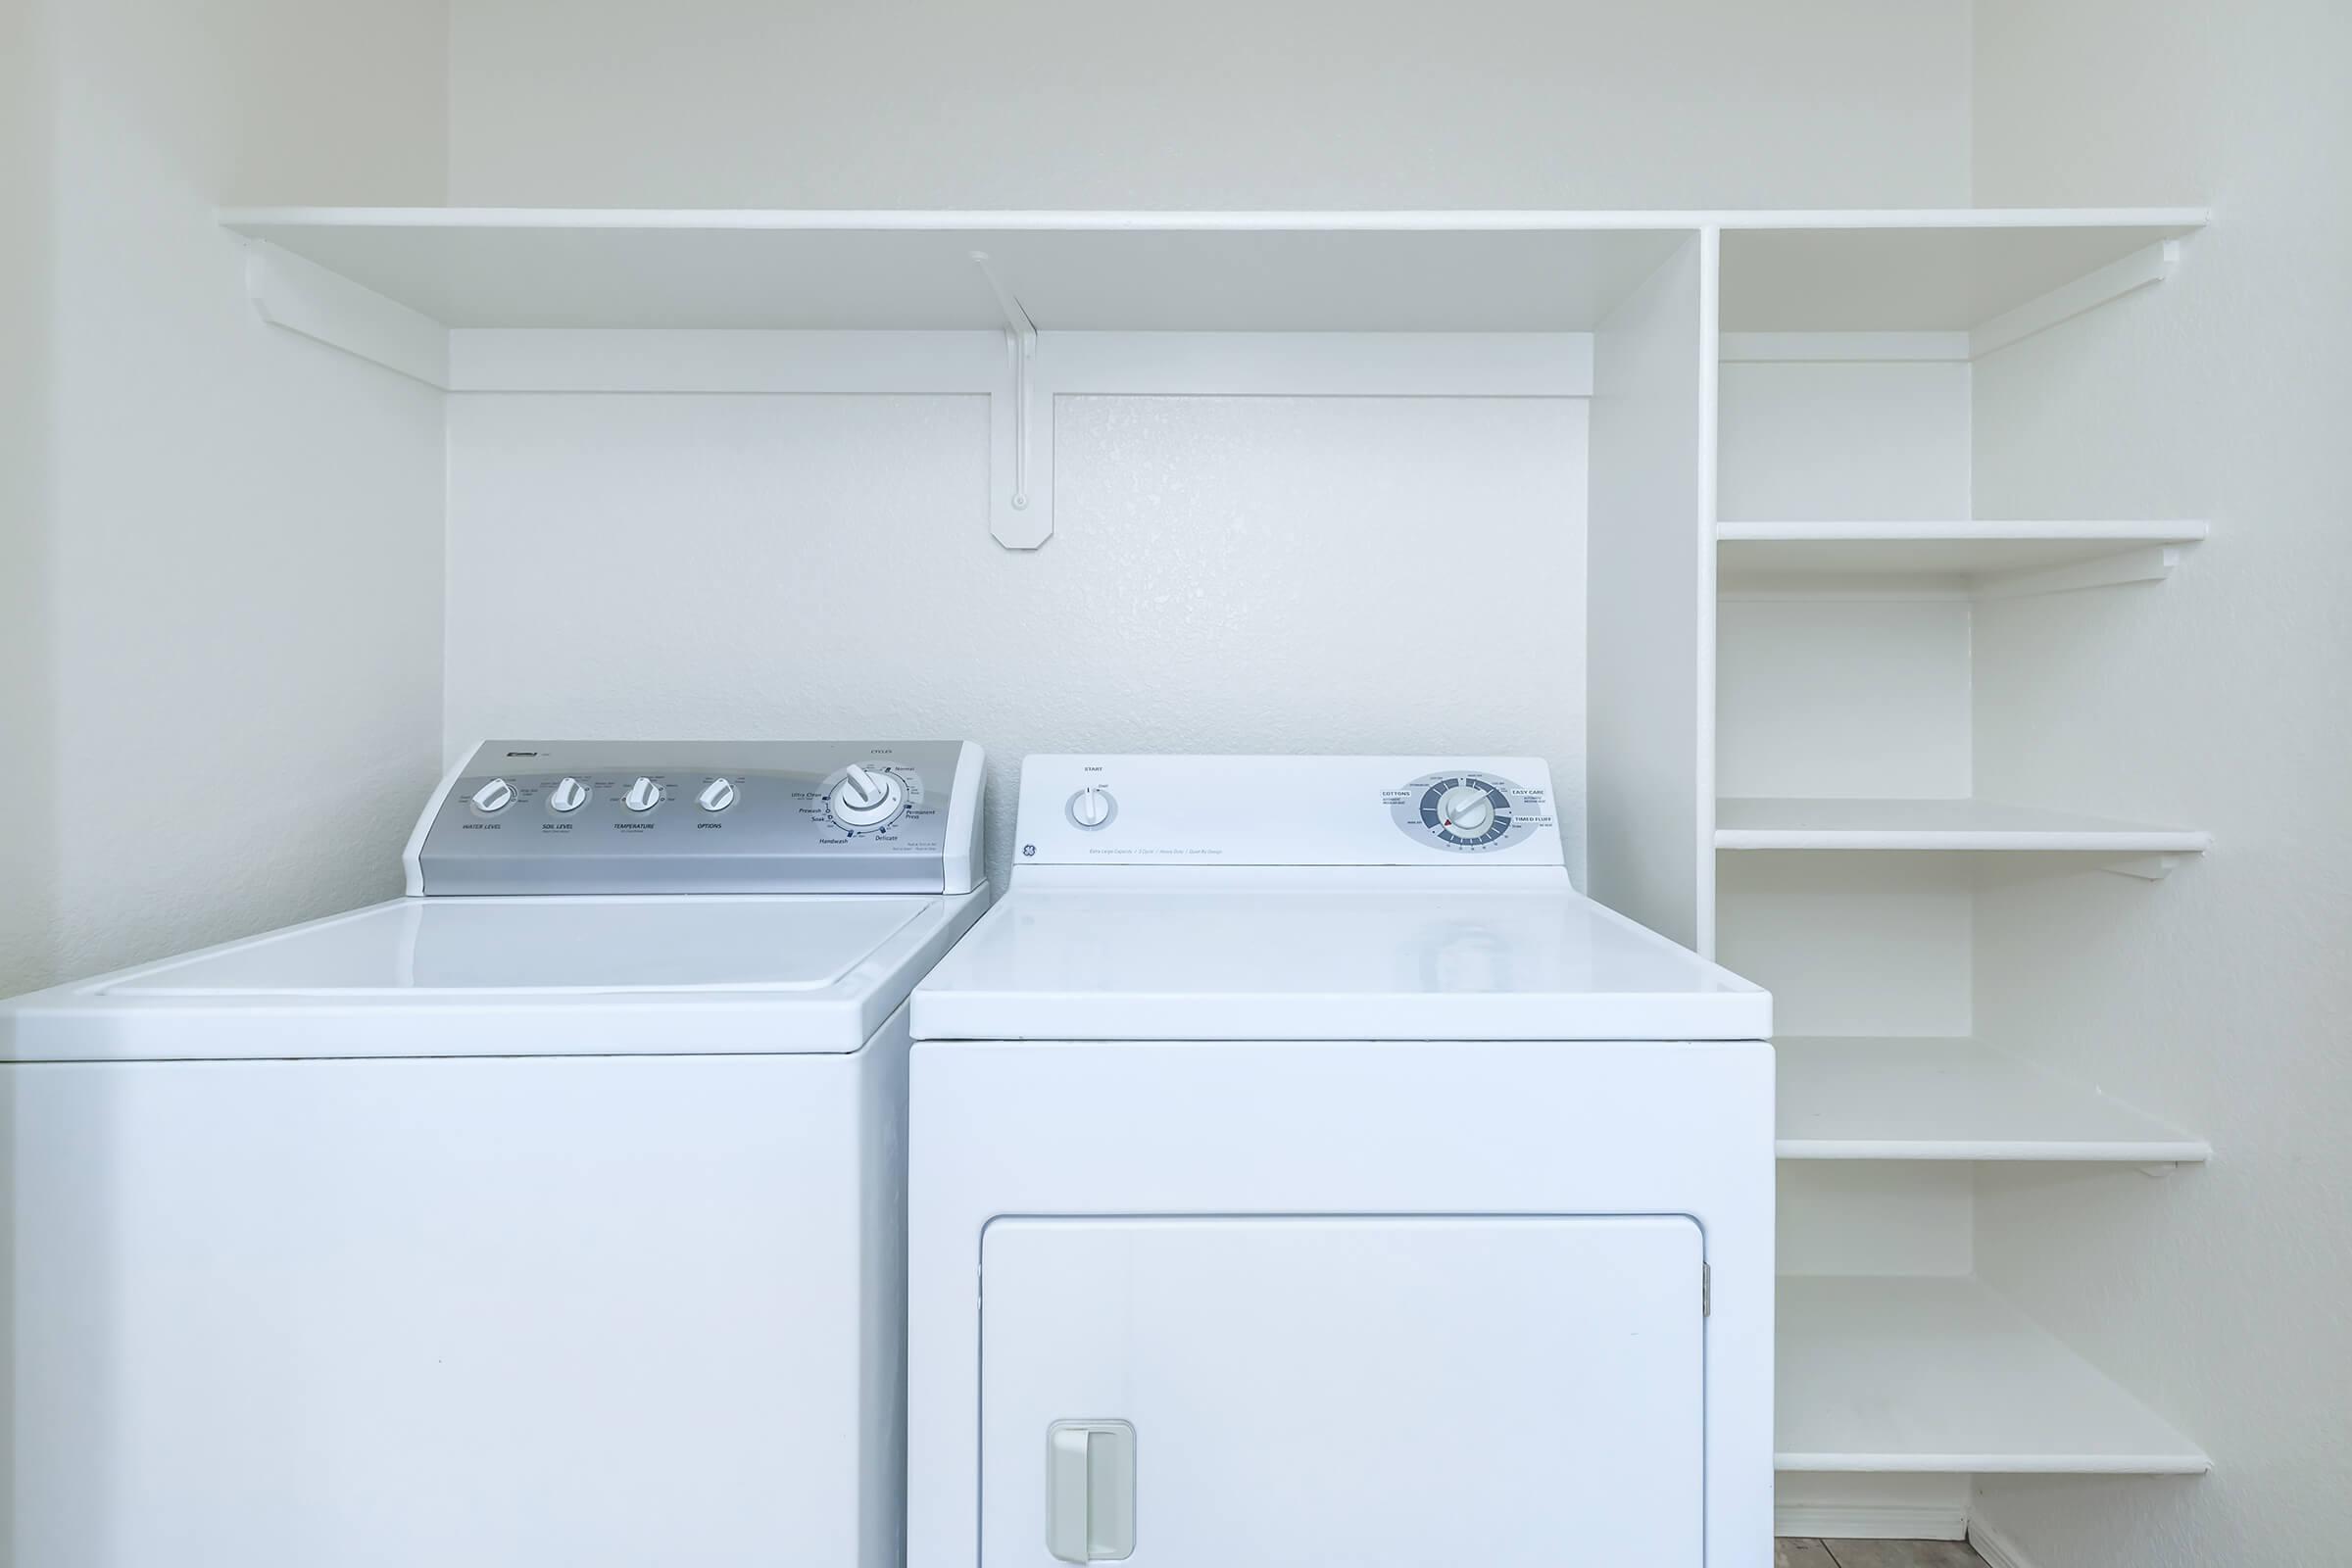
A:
[1717,520,2210,598]
[217,207,2206,550]
[220,206,2208,336]
[1720,214,2204,336]
[220,208,1701,332]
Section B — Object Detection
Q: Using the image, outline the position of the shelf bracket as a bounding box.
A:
[2138,1162,2181,1178]
[1971,239,2181,360]
[972,251,1052,549]
[241,239,450,388]
[2100,854,2181,882]
[1974,544,2185,600]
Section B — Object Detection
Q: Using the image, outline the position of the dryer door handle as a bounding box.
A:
[1046,1419,1135,1562]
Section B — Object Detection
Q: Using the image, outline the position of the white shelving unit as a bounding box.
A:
[1716,798,2213,856]
[1701,207,2214,1523]
[1777,1275,2209,1475]
[1776,1039,2209,1163]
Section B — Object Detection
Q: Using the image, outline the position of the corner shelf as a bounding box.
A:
[1777,1274,2209,1474]
[1716,798,2210,857]
[1776,1038,2209,1163]
[1717,520,2208,598]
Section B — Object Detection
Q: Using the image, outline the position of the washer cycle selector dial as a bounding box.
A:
[469,778,514,813]
[697,777,737,812]
[547,777,590,813]
[623,776,663,812]
[829,764,905,829]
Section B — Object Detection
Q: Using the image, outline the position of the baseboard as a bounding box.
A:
[1969,1519,2041,1568]
[1773,1502,1969,1541]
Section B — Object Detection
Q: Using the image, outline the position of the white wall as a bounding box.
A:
[3,0,451,994]
[433,0,1976,891]
[1969,4,2352,1565]
[443,391,1591,889]
[0,2,58,1000]
[447,0,1974,209]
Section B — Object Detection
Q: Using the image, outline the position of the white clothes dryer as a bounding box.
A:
[906,755,1772,1568]
[2,738,988,1568]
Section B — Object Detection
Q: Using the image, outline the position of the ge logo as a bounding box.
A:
[1022,844,1037,857]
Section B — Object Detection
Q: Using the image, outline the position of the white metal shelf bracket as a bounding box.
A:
[1971,240,2181,360]
[972,251,1052,549]
[1975,544,2187,600]
[2101,854,2183,882]
[242,238,450,388]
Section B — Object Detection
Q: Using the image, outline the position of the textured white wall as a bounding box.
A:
[3,0,450,993]
[443,392,1590,888]
[447,0,1974,209]
[1969,4,2352,1564]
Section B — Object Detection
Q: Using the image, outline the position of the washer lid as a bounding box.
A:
[104,898,925,997]
[2,892,991,1061]
[910,884,1770,1043]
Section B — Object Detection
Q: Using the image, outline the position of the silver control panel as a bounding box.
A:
[406,740,985,896]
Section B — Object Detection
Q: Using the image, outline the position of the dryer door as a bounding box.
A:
[979,1214,1704,1566]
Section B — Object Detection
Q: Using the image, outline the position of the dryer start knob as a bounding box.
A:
[1069,787,1113,828]
[1437,784,1495,836]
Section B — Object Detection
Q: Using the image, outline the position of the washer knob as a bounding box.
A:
[829,764,905,828]
[469,778,514,813]
[697,777,738,812]
[547,777,590,813]
[623,776,663,812]
[1070,787,1112,828]
[1439,784,1495,835]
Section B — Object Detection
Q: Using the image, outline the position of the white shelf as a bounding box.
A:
[1721,215,2204,334]
[1777,1274,2209,1474]
[220,208,1695,332]
[1717,520,2208,595]
[1776,1038,2209,1162]
[218,206,2206,335]
[1716,798,2211,855]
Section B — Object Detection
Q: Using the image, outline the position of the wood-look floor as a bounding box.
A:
[1777,1540,1987,1568]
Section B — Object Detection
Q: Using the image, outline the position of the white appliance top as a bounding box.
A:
[912,756,1768,1043]
[104,898,925,996]
[3,893,989,1061]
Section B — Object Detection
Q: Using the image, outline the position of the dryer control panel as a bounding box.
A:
[1014,756,1562,869]
[407,740,985,896]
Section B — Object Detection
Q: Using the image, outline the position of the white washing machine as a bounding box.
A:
[1,738,988,1568]
[906,755,1773,1568]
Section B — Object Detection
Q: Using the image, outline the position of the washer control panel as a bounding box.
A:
[409,739,984,896]
[1014,756,1562,868]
